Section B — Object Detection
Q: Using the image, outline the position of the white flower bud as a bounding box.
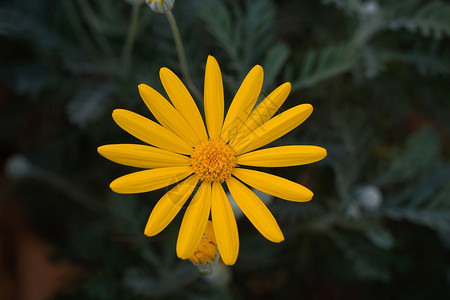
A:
[5,154,31,180]
[145,0,174,13]
[361,1,379,15]
[355,184,383,211]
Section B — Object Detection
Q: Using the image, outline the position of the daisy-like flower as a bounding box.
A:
[98,56,327,265]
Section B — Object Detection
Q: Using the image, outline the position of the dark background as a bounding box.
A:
[1,0,449,299]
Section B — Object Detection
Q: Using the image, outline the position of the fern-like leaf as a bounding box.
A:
[199,0,283,80]
[387,0,450,39]
[385,44,450,77]
[199,0,246,72]
[385,165,450,230]
[261,43,290,90]
[287,43,357,91]
[327,231,390,280]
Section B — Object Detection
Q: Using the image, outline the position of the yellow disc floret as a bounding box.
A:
[190,139,236,183]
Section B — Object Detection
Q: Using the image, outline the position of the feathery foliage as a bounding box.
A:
[386,0,450,39]
[287,43,357,91]
[1,0,449,298]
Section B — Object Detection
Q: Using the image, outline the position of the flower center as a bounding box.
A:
[190,139,236,183]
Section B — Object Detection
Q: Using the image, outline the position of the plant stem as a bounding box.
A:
[122,3,142,75]
[164,10,203,105]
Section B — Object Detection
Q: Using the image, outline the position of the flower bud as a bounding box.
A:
[189,221,220,274]
[145,0,174,13]
[189,238,218,265]
[356,184,383,212]
[5,154,31,180]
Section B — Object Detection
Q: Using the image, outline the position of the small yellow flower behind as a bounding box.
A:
[189,221,219,266]
[189,239,217,264]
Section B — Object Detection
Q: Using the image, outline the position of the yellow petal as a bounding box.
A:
[221,65,264,142]
[110,166,193,194]
[138,84,200,146]
[144,175,199,236]
[226,177,284,242]
[211,182,239,265]
[231,104,313,155]
[230,82,291,147]
[98,144,191,168]
[204,56,224,139]
[112,109,193,155]
[176,182,211,259]
[232,168,313,202]
[160,67,208,142]
[237,145,327,167]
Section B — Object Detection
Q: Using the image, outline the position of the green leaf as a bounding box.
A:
[377,128,440,185]
[387,1,450,39]
[199,0,238,63]
[385,43,450,77]
[386,165,450,230]
[199,0,280,78]
[261,43,290,90]
[366,227,395,250]
[288,43,357,91]
[328,231,390,280]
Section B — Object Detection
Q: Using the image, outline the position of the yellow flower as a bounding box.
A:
[98,56,327,265]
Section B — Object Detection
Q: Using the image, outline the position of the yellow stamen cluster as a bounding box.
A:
[190,139,236,183]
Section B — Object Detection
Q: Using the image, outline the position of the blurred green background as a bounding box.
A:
[1,0,450,299]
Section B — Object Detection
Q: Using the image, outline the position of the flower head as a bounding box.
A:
[98,56,327,265]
